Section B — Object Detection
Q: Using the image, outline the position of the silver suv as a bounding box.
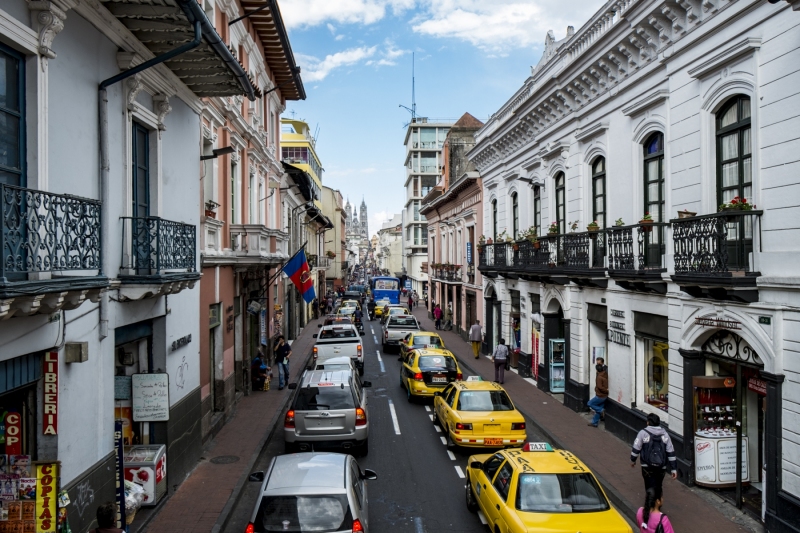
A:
[285,369,371,455]
[247,452,377,532]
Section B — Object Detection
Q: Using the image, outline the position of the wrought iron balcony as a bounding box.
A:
[671,211,762,303]
[121,216,197,277]
[607,222,668,293]
[432,267,462,283]
[0,185,108,314]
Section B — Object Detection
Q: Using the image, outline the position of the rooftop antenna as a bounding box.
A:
[398,52,416,128]
[314,123,320,143]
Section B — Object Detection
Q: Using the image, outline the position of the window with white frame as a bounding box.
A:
[555,173,565,234]
[0,44,25,187]
[511,192,519,239]
[533,186,541,235]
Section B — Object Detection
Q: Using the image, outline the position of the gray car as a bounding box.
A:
[246,452,377,532]
[285,369,371,455]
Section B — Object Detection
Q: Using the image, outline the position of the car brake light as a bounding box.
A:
[352,518,364,532]
[284,410,295,428]
[355,407,367,426]
[413,372,423,381]
[455,422,473,430]
[512,422,526,430]
[384,330,388,339]
[456,373,463,380]
[357,344,362,356]
[245,523,255,533]
[313,346,318,355]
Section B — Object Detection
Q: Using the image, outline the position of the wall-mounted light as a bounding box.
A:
[201,146,236,161]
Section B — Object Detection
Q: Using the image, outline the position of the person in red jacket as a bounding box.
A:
[433,304,443,330]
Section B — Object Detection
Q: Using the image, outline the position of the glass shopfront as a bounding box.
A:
[643,338,669,412]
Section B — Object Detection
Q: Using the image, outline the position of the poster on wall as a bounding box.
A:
[131,374,170,422]
[114,420,126,527]
[34,462,58,533]
[531,325,541,381]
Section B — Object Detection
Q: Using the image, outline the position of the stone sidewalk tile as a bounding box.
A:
[143,322,319,533]
[407,299,751,532]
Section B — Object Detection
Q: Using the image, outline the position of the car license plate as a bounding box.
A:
[484,438,503,446]
[431,375,447,383]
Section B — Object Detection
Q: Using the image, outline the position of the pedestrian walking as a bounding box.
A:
[90,502,125,533]
[274,336,292,390]
[631,413,678,493]
[444,303,453,331]
[468,319,483,358]
[636,487,675,533]
[433,304,443,330]
[587,358,608,427]
[492,338,509,384]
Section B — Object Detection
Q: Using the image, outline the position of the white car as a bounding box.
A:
[313,356,355,371]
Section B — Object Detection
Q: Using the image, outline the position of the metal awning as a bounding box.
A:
[282,162,315,202]
[102,0,261,99]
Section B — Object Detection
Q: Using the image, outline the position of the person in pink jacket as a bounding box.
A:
[636,487,675,533]
[433,304,443,330]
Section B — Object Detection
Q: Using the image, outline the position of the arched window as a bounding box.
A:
[511,192,519,239]
[592,157,606,228]
[492,199,498,240]
[533,186,541,235]
[555,172,565,234]
[643,133,664,223]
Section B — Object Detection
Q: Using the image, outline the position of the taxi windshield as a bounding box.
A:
[417,356,456,370]
[412,336,443,348]
[456,391,514,411]
[515,473,609,513]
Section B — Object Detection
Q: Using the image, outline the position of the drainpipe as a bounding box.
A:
[97,21,202,340]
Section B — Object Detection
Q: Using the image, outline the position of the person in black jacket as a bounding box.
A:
[630,413,678,493]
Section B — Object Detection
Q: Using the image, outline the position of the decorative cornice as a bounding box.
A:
[153,94,172,132]
[622,89,669,116]
[541,141,570,160]
[688,37,761,79]
[28,0,77,62]
[574,121,609,142]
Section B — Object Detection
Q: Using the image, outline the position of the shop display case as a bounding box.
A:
[124,444,167,506]
[693,376,748,487]
[549,339,565,393]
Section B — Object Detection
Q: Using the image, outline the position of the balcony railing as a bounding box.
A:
[672,211,761,275]
[1,184,101,282]
[121,217,196,275]
[432,267,462,282]
[607,222,668,272]
[478,234,606,275]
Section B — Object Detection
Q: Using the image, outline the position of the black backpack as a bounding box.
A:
[641,429,667,467]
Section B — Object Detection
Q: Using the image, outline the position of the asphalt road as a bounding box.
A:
[228,318,548,533]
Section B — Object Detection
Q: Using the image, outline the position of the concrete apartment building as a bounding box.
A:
[376,214,403,276]
[472,1,800,529]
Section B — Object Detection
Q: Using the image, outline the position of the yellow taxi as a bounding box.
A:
[373,297,391,318]
[340,299,361,311]
[400,348,462,402]
[381,305,410,323]
[464,443,632,533]
[399,331,445,362]
[433,380,527,449]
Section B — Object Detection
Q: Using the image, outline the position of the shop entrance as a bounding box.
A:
[694,330,764,520]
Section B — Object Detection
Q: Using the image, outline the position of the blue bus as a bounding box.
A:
[371,276,401,306]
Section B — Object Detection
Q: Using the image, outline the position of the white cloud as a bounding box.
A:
[411,0,607,53]
[297,46,378,81]
[279,0,416,29]
[327,23,337,34]
[335,34,346,41]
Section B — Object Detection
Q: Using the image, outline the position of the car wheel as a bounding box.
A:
[465,475,478,512]
[446,427,456,450]
[382,343,388,352]
[407,385,413,403]
[432,408,440,427]
[358,438,369,457]
[358,366,364,377]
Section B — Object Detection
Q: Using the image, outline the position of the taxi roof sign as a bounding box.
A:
[465,376,484,381]
[522,442,554,452]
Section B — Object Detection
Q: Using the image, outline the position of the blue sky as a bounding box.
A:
[278,0,607,233]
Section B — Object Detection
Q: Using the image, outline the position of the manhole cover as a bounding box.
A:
[210,455,240,465]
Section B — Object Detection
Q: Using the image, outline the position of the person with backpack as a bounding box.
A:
[492,338,509,384]
[636,487,675,532]
[630,413,678,493]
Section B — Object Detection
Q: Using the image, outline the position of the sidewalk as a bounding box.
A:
[407,299,756,532]
[140,321,318,533]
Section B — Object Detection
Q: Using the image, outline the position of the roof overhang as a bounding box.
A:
[103,0,260,99]
[282,162,315,202]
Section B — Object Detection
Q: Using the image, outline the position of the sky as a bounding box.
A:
[278,0,608,235]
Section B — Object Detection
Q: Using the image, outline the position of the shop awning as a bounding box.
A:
[102,0,260,99]
[282,162,316,202]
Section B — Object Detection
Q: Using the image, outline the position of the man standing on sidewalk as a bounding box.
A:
[492,338,509,384]
[274,336,292,390]
[587,358,608,427]
[468,319,483,359]
[444,303,453,331]
[630,413,678,493]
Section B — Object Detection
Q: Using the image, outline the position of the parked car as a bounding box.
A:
[246,452,377,532]
[285,369,371,455]
[313,324,364,375]
[382,314,420,352]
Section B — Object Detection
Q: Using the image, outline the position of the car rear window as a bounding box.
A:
[324,317,352,325]
[417,355,456,370]
[412,336,443,348]
[515,473,609,513]
[254,494,352,531]
[338,308,356,315]
[294,386,356,411]
[389,317,418,327]
[456,390,514,411]
[319,328,357,339]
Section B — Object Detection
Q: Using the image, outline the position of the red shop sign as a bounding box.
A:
[748,377,767,396]
[43,351,58,435]
[5,411,22,455]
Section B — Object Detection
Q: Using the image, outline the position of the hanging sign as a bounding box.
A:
[131,374,170,422]
[5,412,22,456]
[114,420,126,527]
[35,462,58,532]
[466,242,473,265]
[260,309,267,345]
[43,351,58,435]
[747,377,767,396]
[694,317,741,330]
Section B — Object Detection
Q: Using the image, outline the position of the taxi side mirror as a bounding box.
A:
[470,461,482,469]
[433,391,441,397]
[360,469,378,481]
[312,333,318,338]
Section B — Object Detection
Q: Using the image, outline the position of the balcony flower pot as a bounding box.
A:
[512,243,520,251]
[486,238,493,244]
[533,240,541,249]
[205,209,216,218]
[677,209,697,219]
[548,261,556,268]
[639,215,653,233]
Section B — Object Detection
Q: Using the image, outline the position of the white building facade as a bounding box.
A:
[471,1,800,529]
[0,0,257,529]
[377,214,403,276]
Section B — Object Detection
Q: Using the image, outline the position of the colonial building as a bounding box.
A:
[198,0,304,442]
[0,0,258,529]
[421,113,485,339]
[321,186,347,291]
[472,1,800,529]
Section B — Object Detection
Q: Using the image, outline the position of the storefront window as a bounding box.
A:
[643,338,669,412]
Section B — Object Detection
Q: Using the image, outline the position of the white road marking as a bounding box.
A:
[440,436,447,445]
[414,517,425,533]
[424,405,431,412]
[376,350,385,373]
[454,466,465,479]
[371,327,374,334]
[373,335,378,343]
[447,450,456,461]
[388,400,401,435]
[477,511,487,525]
[435,425,441,433]
[428,414,434,421]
